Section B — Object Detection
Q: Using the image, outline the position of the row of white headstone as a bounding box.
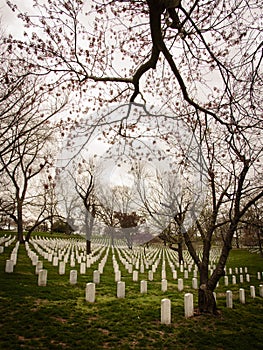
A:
[161,284,263,324]
[27,237,201,284]
[2,236,263,325]
[225,285,263,306]
[17,260,263,319]
[2,237,263,297]
[0,235,17,257]
[161,294,194,324]
[0,235,16,247]
[36,264,263,308]
[28,238,242,285]
[4,241,20,273]
[3,237,263,292]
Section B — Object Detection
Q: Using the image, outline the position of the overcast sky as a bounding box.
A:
[0,0,33,37]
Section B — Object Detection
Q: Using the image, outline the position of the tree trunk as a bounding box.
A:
[25,231,31,242]
[198,285,217,314]
[235,230,240,248]
[17,202,24,243]
[257,229,263,257]
[86,239,91,255]
[110,229,115,247]
[169,242,184,264]
[198,264,217,314]
[177,241,184,264]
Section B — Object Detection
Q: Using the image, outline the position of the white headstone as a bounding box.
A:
[232,275,236,285]
[133,270,138,282]
[239,288,245,304]
[53,256,59,266]
[161,298,171,325]
[224,276,228,286]
[59,261,65,275]
[80,262,86,274]
[184,270,188,279]
[259,284,263,297]
[184,293,194,318]
[162,279,168,292]
[85,282,95,302]
[162,270,166,279]
[178,278,184,292]
[226,290,233,308]
[173,270,177,279]
[32,254,38,266]
[148,270,154,281]
[38,269,47,286]
[98,262,104,274]
[115,270,121,282]
[246,274,250,282]
[117,281,125,298]
[93,270,100,284]
[10,253,17,265]
[240,274,243,283]
[70,270,78,285]
[140,280,147,294]
[250,285,256,298]
[5,260,14,273]
[35,261,43,275]
[0,246,4,254]
[192,277,198,289]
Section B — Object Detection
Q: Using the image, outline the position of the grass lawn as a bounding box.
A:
[0,232,262,349]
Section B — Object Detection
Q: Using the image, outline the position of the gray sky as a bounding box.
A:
[0,0,33,37]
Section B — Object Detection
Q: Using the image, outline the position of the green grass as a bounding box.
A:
[0,233,262,349]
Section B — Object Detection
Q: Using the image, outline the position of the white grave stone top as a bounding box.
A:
[85,283,96,303]
[70,270,78,285]
[161,299,171,325]
[184,293,194,318]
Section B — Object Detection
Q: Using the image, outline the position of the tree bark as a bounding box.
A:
[198,285,217,314]
[235,230,240,248]
[177,241,183,264]
[86,239,91,255]
[257,229,263,257]
[198,264,217,314]
[17,201,24,243]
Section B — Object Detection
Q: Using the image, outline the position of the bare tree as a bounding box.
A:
[178,122,263,314]
[0,124,53,242]
[96,185,145,249]
[0,70,66,242]
[74,168,96,255]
